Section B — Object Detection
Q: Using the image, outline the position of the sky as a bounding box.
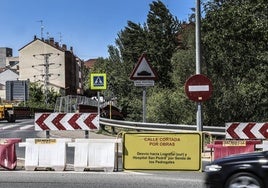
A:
[0,0,195,60]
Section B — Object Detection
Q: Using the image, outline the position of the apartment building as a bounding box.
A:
[19,36,83,96]
[0,47,19,69]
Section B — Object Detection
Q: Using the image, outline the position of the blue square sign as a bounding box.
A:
[90,73,107,90]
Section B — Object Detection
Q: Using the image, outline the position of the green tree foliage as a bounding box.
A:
[90,52,143,121]
[116,0,181,88]
[26,82,60,109]
[171,23,196,87]
[147,87,195,124]
[145,20,197,125]
[146,1,181,88]
[89,0,268,125]
[28,82,44,104]
[168,23,196,125]
[116,1,181,121]
[82,60,91,96]
[202,0,268,125]
[116,21,148,66]
[90,0,182,121]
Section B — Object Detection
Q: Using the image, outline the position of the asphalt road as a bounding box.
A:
[0,171,205,188]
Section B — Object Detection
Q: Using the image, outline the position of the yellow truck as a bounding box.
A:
[0,104,16,122]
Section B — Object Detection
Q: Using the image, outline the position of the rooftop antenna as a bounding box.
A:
[37,20,44,39]
[58,32,62,45]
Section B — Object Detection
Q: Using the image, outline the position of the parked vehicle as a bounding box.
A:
[204,151,268,188]
[0,104,15,122]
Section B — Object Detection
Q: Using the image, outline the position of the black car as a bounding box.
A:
[204,151,268,188]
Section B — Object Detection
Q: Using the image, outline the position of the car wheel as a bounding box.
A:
[225,172,263,188]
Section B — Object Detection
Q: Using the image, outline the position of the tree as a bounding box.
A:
[202,0,268,125]
[26,82,60,109]
[88,0,268,125]
[171,22,196,87]
[115,0,181,88]
[147,87,195,124]
[28,82,44,104]
[116,21,148,66]
[90,53,143,121]
[88,0,182,121]
[166,22,196,125]
[146,0,181,88]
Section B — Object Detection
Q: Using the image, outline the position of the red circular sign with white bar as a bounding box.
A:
[184,74,213,102]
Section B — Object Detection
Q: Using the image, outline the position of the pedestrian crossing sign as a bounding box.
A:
[90,73,107,90]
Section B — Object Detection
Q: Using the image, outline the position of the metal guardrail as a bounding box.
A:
[99,118,226,136]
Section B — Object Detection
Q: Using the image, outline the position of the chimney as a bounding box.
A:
[55,42,59,48]
[49,37,54,45]
[62,44,67,50]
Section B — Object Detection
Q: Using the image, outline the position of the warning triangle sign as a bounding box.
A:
[130,54,158,80]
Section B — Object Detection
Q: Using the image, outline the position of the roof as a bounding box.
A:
[84,59,97,69]
[0,67,19,75]
[18,36,68,52]
[0,67,19,85]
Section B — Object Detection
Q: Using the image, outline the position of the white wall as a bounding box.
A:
[19,40,66,91]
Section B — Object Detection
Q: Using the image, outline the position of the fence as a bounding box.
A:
[99,118,225,136]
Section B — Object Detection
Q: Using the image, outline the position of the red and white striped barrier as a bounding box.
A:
[35,113,99,131]
[226,122,268,139]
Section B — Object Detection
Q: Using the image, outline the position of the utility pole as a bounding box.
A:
[196,0,202,131]
[33,53,58,106]
[43,53,52,106]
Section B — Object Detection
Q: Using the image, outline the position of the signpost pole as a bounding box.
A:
[196,0,202,131]
[142,87,147,122]
[197,102,202,131]
[129,54,158,123]
[97,91,101,132]
[90,73,106,132]
[97,91,100,119]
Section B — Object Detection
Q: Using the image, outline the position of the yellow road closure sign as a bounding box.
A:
[123,132,202,171]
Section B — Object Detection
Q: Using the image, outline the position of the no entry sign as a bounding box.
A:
[185,74,213,102]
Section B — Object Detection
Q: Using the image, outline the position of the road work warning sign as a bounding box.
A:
[123,132,202,171]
